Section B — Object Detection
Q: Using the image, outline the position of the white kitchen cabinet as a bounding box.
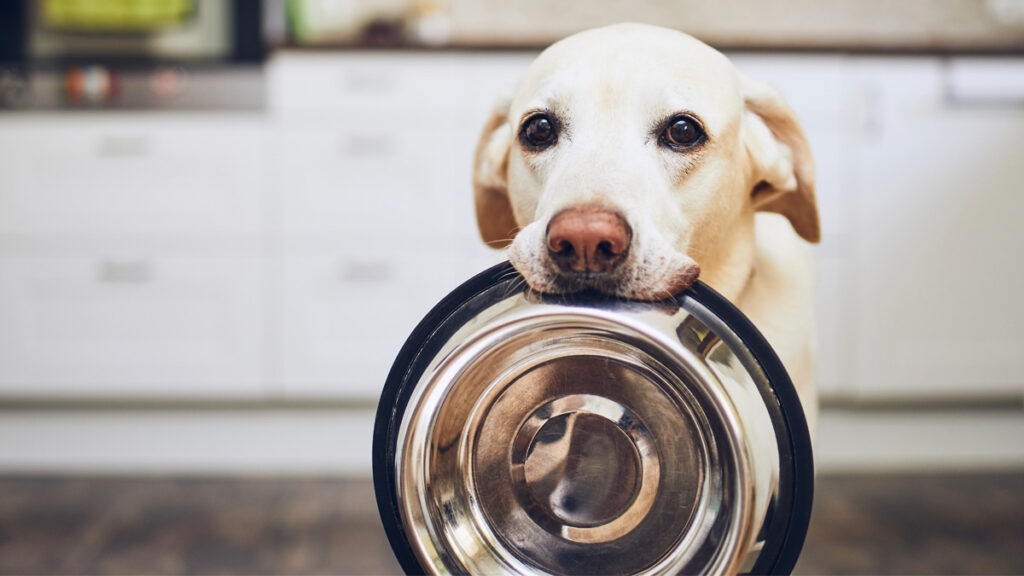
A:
[0,253,270,398]
[279,228,499,399]
[279,120,470,245]
[1,53,1019,404]
[276,115,502,397]
[0,114,274,399]
[271,52,526,398]
[280,246,485,399]
[267,52,534,115]
[850,57,1024,400]
[734,55,1024,402]
[279,119,509,252]
[0,115,269,239]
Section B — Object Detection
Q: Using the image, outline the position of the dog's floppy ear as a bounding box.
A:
[740,73,820,243]
[473,98,517,248]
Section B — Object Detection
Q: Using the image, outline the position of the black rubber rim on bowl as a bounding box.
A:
[372,261,814,576]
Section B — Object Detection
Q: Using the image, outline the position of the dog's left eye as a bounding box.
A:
[661,116,706,150]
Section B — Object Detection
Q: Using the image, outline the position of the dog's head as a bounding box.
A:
[474,23,818,300]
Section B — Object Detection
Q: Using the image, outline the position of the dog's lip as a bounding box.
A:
[547,269,621,293]
[541,266,700,301]
[663,261,702,294]
[531,254,701,301]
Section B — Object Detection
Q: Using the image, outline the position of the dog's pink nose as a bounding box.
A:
[546,208,631,274]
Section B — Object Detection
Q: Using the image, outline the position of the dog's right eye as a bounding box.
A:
[659,114,707,151]
[520,114,558,150]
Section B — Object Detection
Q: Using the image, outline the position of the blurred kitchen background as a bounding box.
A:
[0,0,1023,574]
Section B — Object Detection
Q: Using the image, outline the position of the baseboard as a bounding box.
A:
[816,406,1024,472]
[0,406,1021,475]
[0,406,376,476]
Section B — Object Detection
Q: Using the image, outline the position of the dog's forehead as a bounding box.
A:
[511,24,741,128]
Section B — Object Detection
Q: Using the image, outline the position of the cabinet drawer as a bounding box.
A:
[281,121,481,245]
[852,58,1024,399]
[0,254,270,398]
[269,52,532,114]
[0,115,268,238]
[282,247,469,398]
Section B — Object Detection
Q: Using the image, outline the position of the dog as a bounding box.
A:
[472,23,820,433]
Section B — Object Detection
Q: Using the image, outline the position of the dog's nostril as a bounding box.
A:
[596,240,615,257]
[554,239,574,256]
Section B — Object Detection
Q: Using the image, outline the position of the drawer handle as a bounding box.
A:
[96,135,150,157]
[342,71,396,93]
[98,260,152,283]
[945,60,1024,107]
[340,260,394,283]
[341,135,396,157]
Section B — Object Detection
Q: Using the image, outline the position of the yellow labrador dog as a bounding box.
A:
[473,23,820,432]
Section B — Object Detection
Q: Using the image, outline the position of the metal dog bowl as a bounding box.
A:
[373,262,813,575]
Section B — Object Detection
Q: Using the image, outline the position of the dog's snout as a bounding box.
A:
[546,209,631,274]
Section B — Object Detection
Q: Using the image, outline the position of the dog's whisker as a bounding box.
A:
[484,231,521,248]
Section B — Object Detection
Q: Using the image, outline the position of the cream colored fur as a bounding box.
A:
[473,23,820,433]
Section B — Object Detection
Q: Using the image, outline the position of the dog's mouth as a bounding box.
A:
[509,251,701,302]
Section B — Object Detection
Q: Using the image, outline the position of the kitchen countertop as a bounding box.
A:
[283,0,1024,55]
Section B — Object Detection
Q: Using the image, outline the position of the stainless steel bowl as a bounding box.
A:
[374,262,813,575]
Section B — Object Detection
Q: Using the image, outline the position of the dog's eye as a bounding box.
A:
[661,116,706,150]
[520,114,558,150]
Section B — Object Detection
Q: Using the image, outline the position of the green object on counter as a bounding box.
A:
[42,0,195,31]
[285,0,410,44]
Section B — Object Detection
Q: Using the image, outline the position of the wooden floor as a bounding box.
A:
[0,473,1021,575]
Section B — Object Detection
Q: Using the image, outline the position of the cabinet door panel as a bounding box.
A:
[0,255,269,398]
[814,253,854,397]
[269,52,533,114]
[853,58,1024,399]
[282,247,469,398]
[281,123,474,243]
[0,116,268,238]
